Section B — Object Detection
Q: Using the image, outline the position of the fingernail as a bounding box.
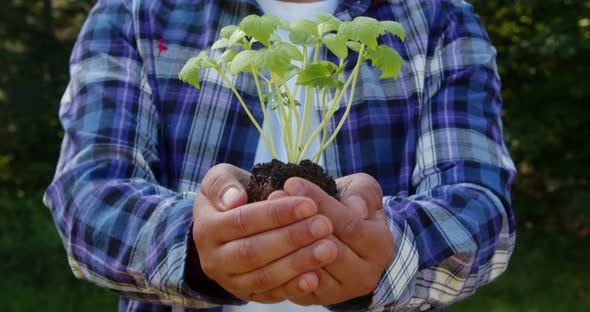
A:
[299,277,312,291]
[313,241,335,262]
[310,217,330,238]
[267,190,287,201]
[345,195,367,219]
[295,202,316,220]
[221,186,241,210]
[287,178,305,196]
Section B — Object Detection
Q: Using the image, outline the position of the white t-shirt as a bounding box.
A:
[253,0,339,168]
[228,3,339,312]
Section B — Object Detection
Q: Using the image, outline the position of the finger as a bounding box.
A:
[289,269,342,306]
[221,214,333,273]
[283,178,375,254]
[336,173,383,219]
[249,272,319,304]
[334,209,394,264]
[267,190,288,200]
[200,163,250,211]
[231,239,337,294]
[214,196,318,242]
[293,237,381,306]
[321,236,380,295]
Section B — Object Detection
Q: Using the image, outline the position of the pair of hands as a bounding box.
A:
[191,164,394,306]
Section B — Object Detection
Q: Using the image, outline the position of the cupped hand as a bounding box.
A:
[191,164,338,303]
[279,173,395,306]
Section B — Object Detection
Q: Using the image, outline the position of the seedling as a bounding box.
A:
[179,13,404,165]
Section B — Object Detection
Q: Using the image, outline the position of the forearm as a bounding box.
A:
[43,0,242,305]
[324,175,514,312]
[44,143,241,307]
[364,1,519,307]
[374,179,515,310]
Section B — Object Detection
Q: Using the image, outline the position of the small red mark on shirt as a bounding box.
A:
[157,38,168,58]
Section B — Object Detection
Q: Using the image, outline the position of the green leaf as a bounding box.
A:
[345,41,362,52]
[268,92,302,110]
[380,21,405,42]
[229,50,260,75]
[284,64,301,83]
[290,19,318,36]
[278,19,291,29]
[321,33,348,59]
[178,51,215,89]
[220,25,239,39]
[318,60,338,72]
[261,91,277,104]
[252,33,281,44]
[239,14,282,46]
[254,44,302,77]
[314,13,340,23]
[315,13,341,34]
[218,49,238,64]
[270,33,282,43]
[275,42,303,61]
[257,48,291,76]
[264,92,282,110]
[211,38,231,50]
[289,32,318,46]
[296,61,340,89]
[229,29,246,44]
[211,29,246,49]
[338,16,384,49]
[269,97,280,110]
[365,45,403,79]
[289,19,318,46]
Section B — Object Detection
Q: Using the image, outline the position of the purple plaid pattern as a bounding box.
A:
[44,0,516,311]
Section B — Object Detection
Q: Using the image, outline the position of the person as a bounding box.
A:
[43,0,517,311]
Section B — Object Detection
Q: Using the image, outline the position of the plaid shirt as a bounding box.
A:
[44,0,517,311]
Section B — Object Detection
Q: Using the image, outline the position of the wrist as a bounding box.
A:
[184,223,238,302]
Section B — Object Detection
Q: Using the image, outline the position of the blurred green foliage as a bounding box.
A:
[474,0,590,234]
[1,0,589,310]
[0,0,94,189]
[0,190,118,311]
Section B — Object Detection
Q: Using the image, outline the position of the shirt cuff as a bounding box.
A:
[184,221,246,306]
[143,192,244,308]
[369,196,419,309]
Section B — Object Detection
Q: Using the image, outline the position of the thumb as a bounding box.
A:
[336,173,383,219]
[200,163,250,211]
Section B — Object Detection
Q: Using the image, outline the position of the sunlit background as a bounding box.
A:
[1,0,589,311]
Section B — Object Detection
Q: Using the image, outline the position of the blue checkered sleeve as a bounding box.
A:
[364,2,516,311]
[42,0,239,308]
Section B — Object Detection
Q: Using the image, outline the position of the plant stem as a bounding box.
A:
[298,45,365,163]
[310,45,365,161]
[271,73,295,163]
[217,67,272,155]
[296,65,357,163]
[296,46,309,159]
[313,88,328,163]
[313,40,321,63]
[296,42,321,162]
[281,81,301,160]
[300,86,313,160]
[251,66,277,159]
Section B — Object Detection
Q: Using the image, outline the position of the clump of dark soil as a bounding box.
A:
[246,159,338,203]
